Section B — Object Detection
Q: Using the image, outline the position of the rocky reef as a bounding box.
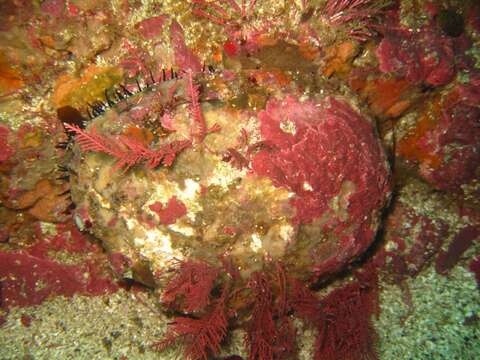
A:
[0,1,479,359]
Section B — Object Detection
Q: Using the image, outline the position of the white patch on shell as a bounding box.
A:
[180,179,200,199]
[279,224,294,243]
[303,182,314,191]
[176,179,202,221]
[208,161,247,190]
[91,189,112,209]
[125,216,139,231]
[280,118,297,135]
[143,178,202,222]
[385,240,399,252]
[169,223,195,236]
[133,227,184,269]
[250,233,263,252]
[145,230,174,254]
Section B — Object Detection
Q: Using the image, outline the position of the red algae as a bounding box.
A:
[382,204,449,280]
[149,197,188,226]
[40,0,65,18]
[399,82,480,192]
[419,94,480,191]
[135,16,168,40]
[469,257,480,287]
[157,258,381,360]
[393,66,480,194]
[252,95,389,225]
[0,250,117,308]
[252,95,390,277]
[435,225,480,275]
[170,20,202,73]
[0,126,14,162]
[376,25,456,87]
[288,264,380,360]
[0,224,118,309]
[243,266,297,360]
[244,272,278,360]
[314,283,378,360]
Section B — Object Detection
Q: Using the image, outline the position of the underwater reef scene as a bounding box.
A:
[0,0,479,359]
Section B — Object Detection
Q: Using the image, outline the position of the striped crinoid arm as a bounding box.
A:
[192,0,257,26]
[186,70,205,139]
[322,0,391,40]
[241,0,257,18]
[325,0,373,18]
[186,70,222,144]
[192,0,232,25]
[325,0,391,23]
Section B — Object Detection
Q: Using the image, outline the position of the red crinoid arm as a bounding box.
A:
[64,123,134,172]
[203,0,231,18]
[313,267,380,360]
[192,0,230,26]
[66,124,145,172]
[64,123,122,157]
[325,0,372,17]
[224,0,242,15]
[161,260,219,313]
[245,272,276,360]
[192,8,227,26]
[187,70,207,142]
[323,0,388,35]
[224,148,250,170]
[247,0,257,17]
[145,139,192,168]
[155,288,228,360]
[117,135,191,170]
[71,125,104,152]
[167,81,179,101]
[288,278,320,322]
[186,70,221,145]
[67,123,190,171]
[115,135,149,171]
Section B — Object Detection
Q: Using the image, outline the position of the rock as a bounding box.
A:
[66,70,390,287]
[7,179,70,222]
[135,15,168,40]
[376,26,456,87]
